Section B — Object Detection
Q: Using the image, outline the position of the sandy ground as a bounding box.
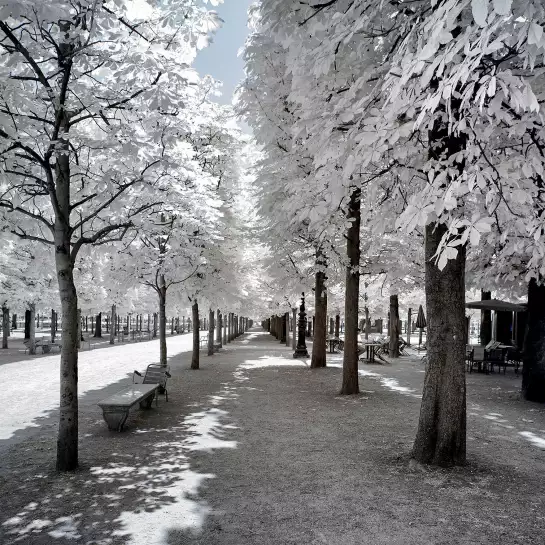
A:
[0,329,544,545]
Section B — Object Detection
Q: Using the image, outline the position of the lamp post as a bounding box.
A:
[293,292,309,358]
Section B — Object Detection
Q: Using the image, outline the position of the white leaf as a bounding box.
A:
[528,23,544,45]
[472,0,489,27]
[512,189,527,203]
[487,76,497,97]
[469,228,481,246]
[492,0,512,16]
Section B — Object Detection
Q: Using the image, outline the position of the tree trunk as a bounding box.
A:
[94,312,102,338]
[522,279,545,402]
[285,312,290,347]
[292,309,297,350]
[2,304,9,349]
[208,308,215,356]
[51,309,56,342]
[55,220,79,471]
[191,301,200,369]
[340,188,361,395]
[389,294,400,358]
[12,313,17,331]
[159,278,167,366]
[110,305,116,345]
[335,314,340,338]
[228,312,232,343]
[480,290,492,345]
[77,309,82,348]
[24,309,31,340]
[153,313,157,338]
[223,315,227,344]
[407,308,412,346]
[28,303,36,355]
[311,251,327,369]
[412,223,467,466]
[217,310,222,348]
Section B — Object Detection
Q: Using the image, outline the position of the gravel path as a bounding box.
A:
[1,329,544,545]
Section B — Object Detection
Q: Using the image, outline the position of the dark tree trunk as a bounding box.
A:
[24,309,31,340]
[208,308,215,356]
[340,188,361,395]
[480,290,492,345]
[280,313,286,343]
[412,223,467,466]
[335,314,340,338]
[153,313,158,338]
[311,250,327,368]
[12,313,17,330]
[292,308,297,350]
[217,310,222,348]
[158,279,167,366]
[2,305,8,349]
[94,312,102,338]
[55,224,79,471]
[389,294,400,358]
[51,309,56,342]
[522,279,545,402]
[407,308,412,346]
[228,312,232,343]
[110,305,116,345]
[28,303,36,355]
[191,301,200,369]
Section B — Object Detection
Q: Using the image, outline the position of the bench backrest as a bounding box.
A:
[143,364,170,387]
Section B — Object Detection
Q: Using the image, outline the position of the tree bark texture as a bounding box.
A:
[228,313,232,343]
[55,213,79,471]
[311,251,327,369]
[158,278,167,366]
[285,312,290,347]
[94,312,102,338]
[340,188,361,395]
[522,279,545,402]
[191,301,200,370]
[292,309,297,350]
[407,308,412,346]
[2,305,9,349]
[24,309,30,340]
[412,223,467,466]
[208,308,215,356]
[217,310,222,348]
[110,305,116,345]
[389,295,400,358]
[51,309,56,342]
[28,303,36,355]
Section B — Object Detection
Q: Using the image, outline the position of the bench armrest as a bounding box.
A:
[132,370,143,384]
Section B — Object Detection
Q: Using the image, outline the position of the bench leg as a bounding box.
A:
[102,409,129,432]
[139,393,155,410]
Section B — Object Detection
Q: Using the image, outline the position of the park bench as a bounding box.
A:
[98,384,159,432]
[133,364,171,402]
[24,337,61,354]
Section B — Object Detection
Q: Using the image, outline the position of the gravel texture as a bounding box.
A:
[1,329,544,545]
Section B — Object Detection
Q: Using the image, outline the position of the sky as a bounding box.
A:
[194,0,254,105]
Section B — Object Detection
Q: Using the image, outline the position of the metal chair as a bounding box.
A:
[133,364,171,403]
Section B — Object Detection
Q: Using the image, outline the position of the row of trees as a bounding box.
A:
[238,0,545,466]
[0,0,259,470]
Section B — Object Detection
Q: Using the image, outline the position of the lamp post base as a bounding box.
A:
[293,346,309,358]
